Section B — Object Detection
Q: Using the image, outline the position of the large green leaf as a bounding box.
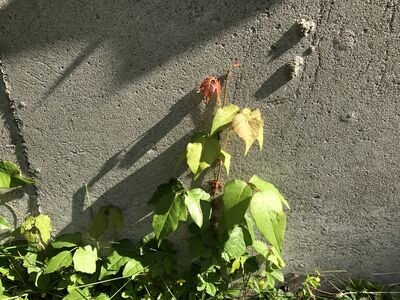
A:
[184,188,210,228]
[224,225,246,259]
[250,190,286,253]
[99,250,130,280]
[122,258,144,278]
[222,180,252,230]
[151,179,187,245]
[210,104,239,136]
[186,134,221,179]
[0,160,35,188]
[73,245,97,274]
[44,250,73,274]
[249,175,289,209]
[0,217,12,231]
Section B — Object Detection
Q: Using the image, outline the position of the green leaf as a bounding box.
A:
[73,245,97,274]
[222,180,252,230]
[21,216,36,243]
[35,270,51,290]
[224,225,246,259]
[44,250,73,274]
[0,267,14,281]
[186,134,221,179]
[0,160,35,188]
[20,215,51,245]
[51,232,81,248]
[63,287,91,300]
[0,216,12,231]
[206,282,217,296]
[253,240,269,257]
[151,179,187,245]
[210,104,239,136]
[220,149,231,175]
[99,250,130,280]
[270,269,284,282]
[232,108,264,155]
[244,214,255,243]
[23,252,41,274]
[197,278,217,297]
[229,256,247,274]
[249,175,289,209]
[34,215,51,244]
[186,142,202,174]
[268,246,285,268]
[0,278,3,296]
[184,188,210,228]
[122,258,144,278]
[250,190,286,253]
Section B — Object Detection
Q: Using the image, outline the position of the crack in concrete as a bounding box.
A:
[386,0,397,33]
[379,40,390,86]
[294,60,308,100]
[306,0,334,98]
[0,59,41,215]
[309,50,322,93]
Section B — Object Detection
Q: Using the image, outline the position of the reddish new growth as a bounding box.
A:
[207,179,223,196]
[197,76,221,104]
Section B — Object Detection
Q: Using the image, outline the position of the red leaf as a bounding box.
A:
[198,76,221,104]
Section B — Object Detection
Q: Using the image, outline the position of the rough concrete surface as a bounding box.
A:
[0,0,399,279]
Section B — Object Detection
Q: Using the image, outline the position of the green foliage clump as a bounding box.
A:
[2,68,396,299]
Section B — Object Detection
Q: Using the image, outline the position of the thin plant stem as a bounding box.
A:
[163,281,177,300]
[110,279,132,299]
[209,64,236,235]
[222,65,233,107]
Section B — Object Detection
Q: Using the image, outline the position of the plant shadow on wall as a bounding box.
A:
[0,0,283,97]
[69,88,214,236]
[0,66,294,299]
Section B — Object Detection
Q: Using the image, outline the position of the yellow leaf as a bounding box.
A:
[232,108,264,155]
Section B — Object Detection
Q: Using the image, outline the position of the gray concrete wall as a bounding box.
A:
[1,0,399,280]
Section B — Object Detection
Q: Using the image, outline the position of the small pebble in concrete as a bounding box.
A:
[287,56,304,78]
[33,168,41,174]
[298,18,316,37]
[340,112,356,122]
[18,101,26,108]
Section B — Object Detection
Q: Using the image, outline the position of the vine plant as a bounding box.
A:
[0,65,291,299]
[150,63,290,298]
